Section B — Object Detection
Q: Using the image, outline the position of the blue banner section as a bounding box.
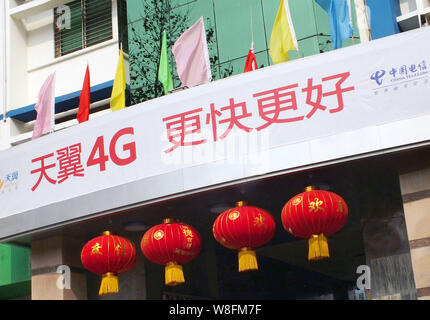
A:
[367,0,401,39]
[315,0,353,49]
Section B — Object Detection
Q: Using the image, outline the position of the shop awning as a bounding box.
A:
[6,80,129,122]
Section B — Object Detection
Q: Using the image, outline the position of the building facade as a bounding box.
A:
[1,0,430,300]
[1,0,128,150]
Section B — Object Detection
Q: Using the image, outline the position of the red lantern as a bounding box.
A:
[140,219,202,286]
[212,201,276,272]
[81,231,137,295]
[281,186,348,261]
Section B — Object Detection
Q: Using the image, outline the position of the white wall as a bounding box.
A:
[0,1,8,151]
[26,9,55,70]
[1,1,5,116]
[7,6,29,110]
[26,32,125,104]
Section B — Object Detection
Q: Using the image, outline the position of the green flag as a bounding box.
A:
[158,30,173,95]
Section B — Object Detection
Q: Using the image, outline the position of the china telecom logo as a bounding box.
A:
[370,60,428,94]
[370,70,386,85]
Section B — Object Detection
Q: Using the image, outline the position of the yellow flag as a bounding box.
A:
[110,49,126,112]
[269,0,298,64]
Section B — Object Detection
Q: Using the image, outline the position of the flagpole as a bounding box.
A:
[347,0,355,45]
[50,72,56,134]
[155,30,164,96]
[363,0,372,41]
[250,6,254,45]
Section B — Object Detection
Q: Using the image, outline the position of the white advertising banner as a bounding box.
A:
[0,27,430,234]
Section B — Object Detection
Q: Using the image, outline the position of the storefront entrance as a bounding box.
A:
[26,152,416,300]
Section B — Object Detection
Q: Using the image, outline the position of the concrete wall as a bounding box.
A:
[398,153,430,299]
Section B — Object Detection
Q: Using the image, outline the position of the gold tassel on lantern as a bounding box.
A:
[99,272,119,296]
[308,233,330,261]
[165,262,185,286]
[238,247,258,272]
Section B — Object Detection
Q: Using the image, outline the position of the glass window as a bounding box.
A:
[54,0,113,58]
[117,0,129,53]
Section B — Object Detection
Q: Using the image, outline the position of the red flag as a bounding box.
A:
[244,42,258,73]
[77,65,90,123]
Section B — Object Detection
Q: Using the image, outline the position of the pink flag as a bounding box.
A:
[172,17,212,88]
[32,72,56,140]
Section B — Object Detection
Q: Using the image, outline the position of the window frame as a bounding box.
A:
[54,0,114,58]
